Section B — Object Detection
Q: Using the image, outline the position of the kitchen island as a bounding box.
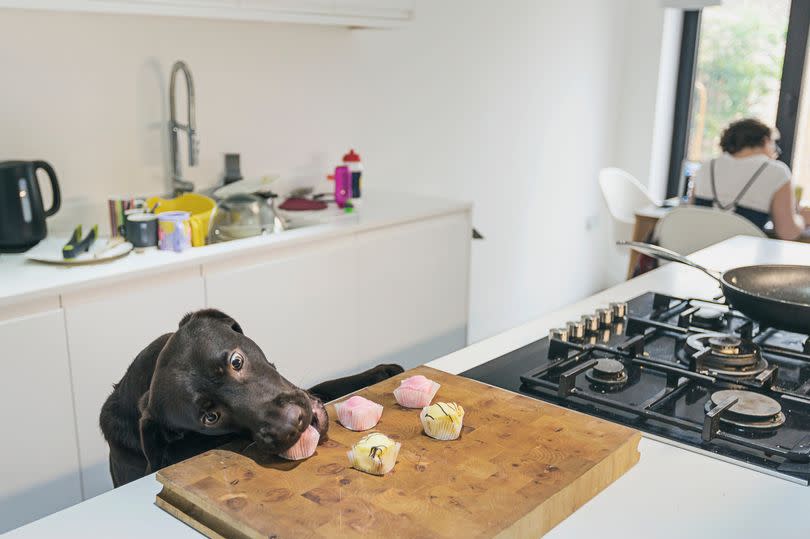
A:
[7,235,810,538]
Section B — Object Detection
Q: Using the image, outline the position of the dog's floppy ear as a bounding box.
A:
[137,393,166,473]
[179,308,243,334]
[137,393,184,473]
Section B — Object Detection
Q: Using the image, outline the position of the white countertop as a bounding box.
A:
[7,236,810,538]
[0,190,471,310]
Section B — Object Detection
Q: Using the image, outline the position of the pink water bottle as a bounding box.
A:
[334,165,352,208]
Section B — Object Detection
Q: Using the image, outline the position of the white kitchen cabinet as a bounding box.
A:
[204,236,359,389]
[0,0,412,27]
[355,213,470,371]
[0,309,82,534]
[61,269,205,499]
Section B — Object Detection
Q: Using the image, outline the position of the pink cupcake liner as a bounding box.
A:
[278,424,320,460]
[393,378,440,408]
[335,396,384,431]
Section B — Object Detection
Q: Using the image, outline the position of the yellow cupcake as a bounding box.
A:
[420,402,464,440]
[346,432,401,476]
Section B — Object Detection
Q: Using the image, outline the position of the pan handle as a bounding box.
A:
[617,241,723,282]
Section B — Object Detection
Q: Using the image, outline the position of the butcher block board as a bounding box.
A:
[155,366,640,538]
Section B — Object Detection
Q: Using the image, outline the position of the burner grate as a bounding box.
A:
[463,291,810,485]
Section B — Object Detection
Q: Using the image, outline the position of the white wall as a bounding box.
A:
[599,1,682,286]
[349,0,633,341]
[0,1,674,344]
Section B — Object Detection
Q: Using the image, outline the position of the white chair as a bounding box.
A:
[598,168,660,224]
[653,206,766,255]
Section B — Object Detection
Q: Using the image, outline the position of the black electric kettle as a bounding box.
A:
[0,161,61,252]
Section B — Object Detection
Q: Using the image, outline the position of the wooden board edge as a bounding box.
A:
[494,431,642,539]
[157,484,258,539]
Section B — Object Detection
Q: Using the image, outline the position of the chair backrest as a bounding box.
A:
[654,206,766,255]
[598,167,658,224]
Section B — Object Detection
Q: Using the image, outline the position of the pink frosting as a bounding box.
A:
[399,375,434,392]
[335,396,383,431]
[343,395,374,410]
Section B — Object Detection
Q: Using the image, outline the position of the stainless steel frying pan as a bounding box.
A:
[620,241,810,334]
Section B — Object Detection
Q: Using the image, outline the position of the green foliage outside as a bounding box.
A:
[688,0,788,161]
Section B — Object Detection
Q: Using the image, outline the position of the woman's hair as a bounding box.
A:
[719,118,773,154]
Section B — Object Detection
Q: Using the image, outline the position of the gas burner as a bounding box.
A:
[708,335,745,355]
[691,306,724,330]
[706,389,786,432]
[685,333,769,378]
[487,291,810,485]
[585,358,628,391]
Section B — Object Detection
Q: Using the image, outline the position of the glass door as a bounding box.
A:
[685,0,790,169]
[667,0,810,198]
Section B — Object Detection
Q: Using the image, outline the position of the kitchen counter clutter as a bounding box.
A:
[7,235,810,539]
[0,190,472,533]
[0,191,470,309]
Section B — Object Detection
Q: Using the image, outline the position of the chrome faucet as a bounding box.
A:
[169,60,198,194]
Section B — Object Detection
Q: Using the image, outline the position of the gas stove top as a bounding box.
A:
[461,292,810,484]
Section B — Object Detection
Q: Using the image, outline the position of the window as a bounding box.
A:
[686,0,789,165]
[667,0,810,198]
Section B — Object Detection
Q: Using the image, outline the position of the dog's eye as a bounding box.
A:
[202,411,219,425]
[230,352,244,371]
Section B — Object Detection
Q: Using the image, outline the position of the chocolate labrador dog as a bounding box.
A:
[100,309,403,487]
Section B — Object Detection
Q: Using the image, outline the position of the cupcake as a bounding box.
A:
[335,395,384,431]
[278,425,320,460]
[347,432,401,476]
[393,375,440,408]
[420,402,464,441]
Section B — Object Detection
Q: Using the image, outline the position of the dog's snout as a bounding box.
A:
[254,400,312,449]
[281,404,307,430]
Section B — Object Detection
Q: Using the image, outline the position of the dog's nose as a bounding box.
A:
[256,403,310,446]
[284,404,307,431]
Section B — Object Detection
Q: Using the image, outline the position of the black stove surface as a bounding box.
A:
[461,292,810,484]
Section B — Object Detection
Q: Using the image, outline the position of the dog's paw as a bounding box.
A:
[368,363,405,383]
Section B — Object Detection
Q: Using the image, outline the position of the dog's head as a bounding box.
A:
[138,309,328,471]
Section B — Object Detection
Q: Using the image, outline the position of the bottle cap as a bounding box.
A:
[342,149,361,162]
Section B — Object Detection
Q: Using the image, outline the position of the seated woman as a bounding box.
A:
[690,118,810,240]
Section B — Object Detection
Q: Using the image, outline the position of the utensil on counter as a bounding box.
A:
[62,225,98,259]
[620,240,810,334]
[212,174,279,200]
[208,193,277,243]
[26,237,133,265]
[158,211,192,252]
[93,236,126,258]
[278,198,328,211]
[0,160,61,252]
[223,153,243,185]
[108,196,146,237]
[122,212,159,248]
[288,186,314,199]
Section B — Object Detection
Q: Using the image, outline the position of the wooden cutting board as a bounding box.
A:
[155,366,640,538]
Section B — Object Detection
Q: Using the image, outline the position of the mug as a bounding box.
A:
[158,211,192,252]
[122,212,158,248]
